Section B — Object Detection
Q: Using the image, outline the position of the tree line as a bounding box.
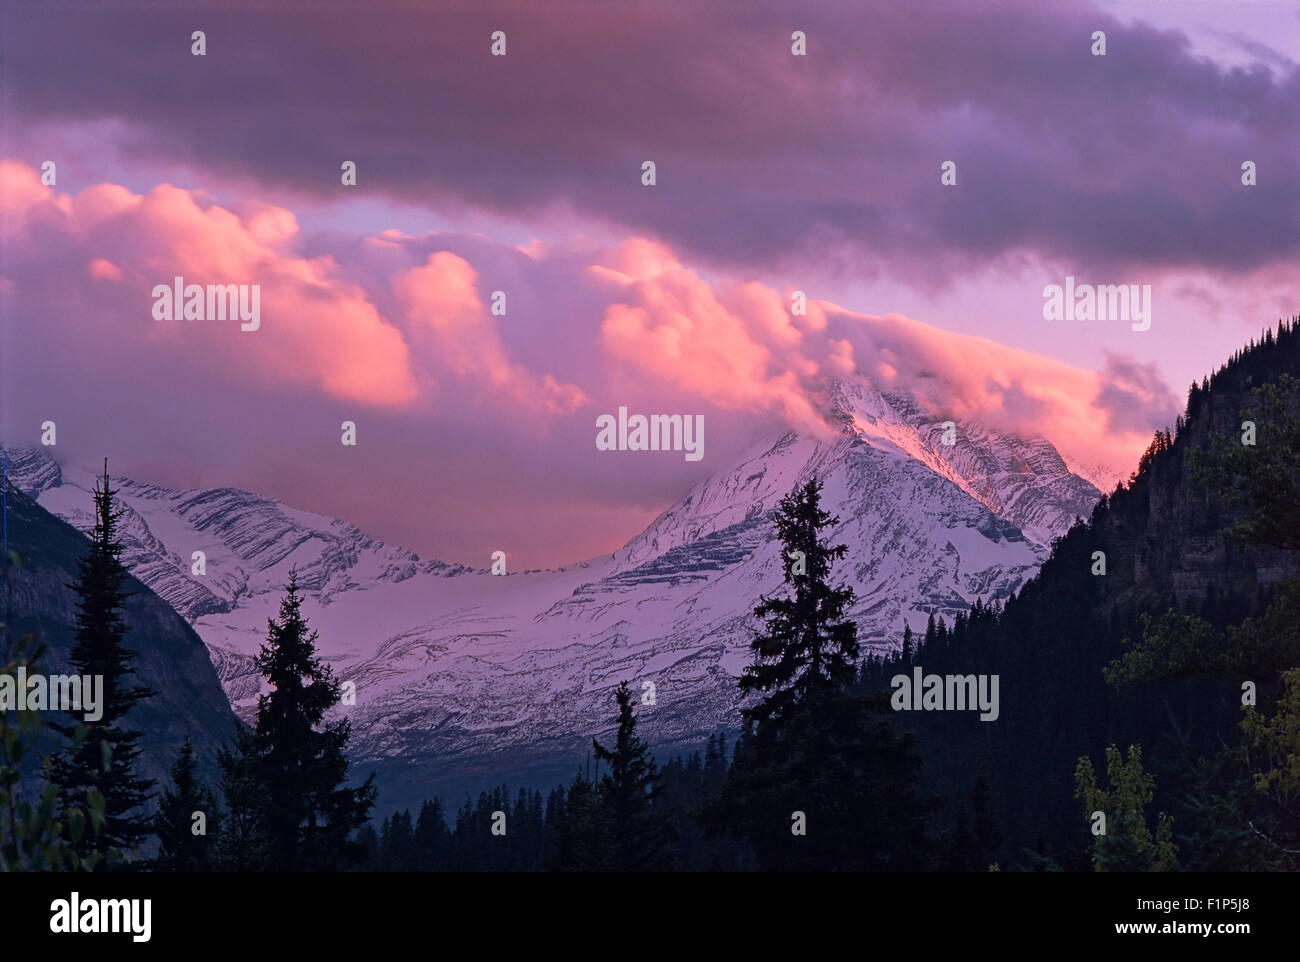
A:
[3,464,955,871]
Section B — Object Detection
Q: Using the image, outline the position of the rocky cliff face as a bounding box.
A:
[2,479,240,794]
[1094,330,1300,607]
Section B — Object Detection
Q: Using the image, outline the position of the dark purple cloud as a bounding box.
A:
[1093,351,1182,435]
[4,0,1297,283]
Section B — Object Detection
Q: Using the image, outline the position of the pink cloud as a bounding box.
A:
[2,162,419,408]
[589,238,1164,475]
[595,242,826,433]
[395,251,588,414]
[1,165,1176,566]
[87,258,123,282]
[822,307,1157,473]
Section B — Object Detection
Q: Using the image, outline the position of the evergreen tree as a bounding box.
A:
[706,477,939,869]
[703,733,720,772]
[257,572,375,869]
[384,809,415,871]
[943,805,977,871]
[50,463,155,865]
[0,632,110,871]
[526,790,545,870]
[550,770,610,871]
[543,785,566,866]
[414,798,449,871]
[945,768,1002,870]
[740,478,859,726]
[1192,374,1300,552]
[222,572,375,870]
[154,736,221,871]
[215,725,270,871]
[1165,745,1281,871]
[591,681,678,870]
[900,623,915,665]
[355,824,380,869]
[969,767,1002,868]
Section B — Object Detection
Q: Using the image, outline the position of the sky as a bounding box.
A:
[2,0,1298,568]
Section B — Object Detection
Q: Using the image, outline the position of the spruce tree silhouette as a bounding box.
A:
[739,478,860,726]
[154,736,221,871]
[227,570,375,870]
[592,680,677,870]
[705,477,939,870]
[51,461,156,866]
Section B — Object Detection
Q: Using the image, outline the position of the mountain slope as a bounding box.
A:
[4,377,1100,809]
[2,477,240,794]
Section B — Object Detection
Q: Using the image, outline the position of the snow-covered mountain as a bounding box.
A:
[2,379,1100,808]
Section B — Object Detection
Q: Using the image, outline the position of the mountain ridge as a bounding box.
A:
[3,377,1102,809]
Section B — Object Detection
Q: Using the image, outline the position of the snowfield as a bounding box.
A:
[4,378,1100,805]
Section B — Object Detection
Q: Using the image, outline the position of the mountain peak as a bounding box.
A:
[5,390,1103,809]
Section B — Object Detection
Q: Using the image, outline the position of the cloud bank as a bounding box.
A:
[4,0,1296,286]
[1,165,1178,565]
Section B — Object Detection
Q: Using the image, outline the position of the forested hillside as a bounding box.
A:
[860,317,1300,869]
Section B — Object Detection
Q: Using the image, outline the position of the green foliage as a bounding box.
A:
[1105,612,1224,685]
[1100,352,1300,871]
[0,633,113,872]
[1074,744,1178,872]
[850,322,1300,870]
[1191,373,1300,553]
[1238,667,1300,858]
[1164,748,1282,871]
[1108,579,1300,690]
[1242,668,1300,797]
